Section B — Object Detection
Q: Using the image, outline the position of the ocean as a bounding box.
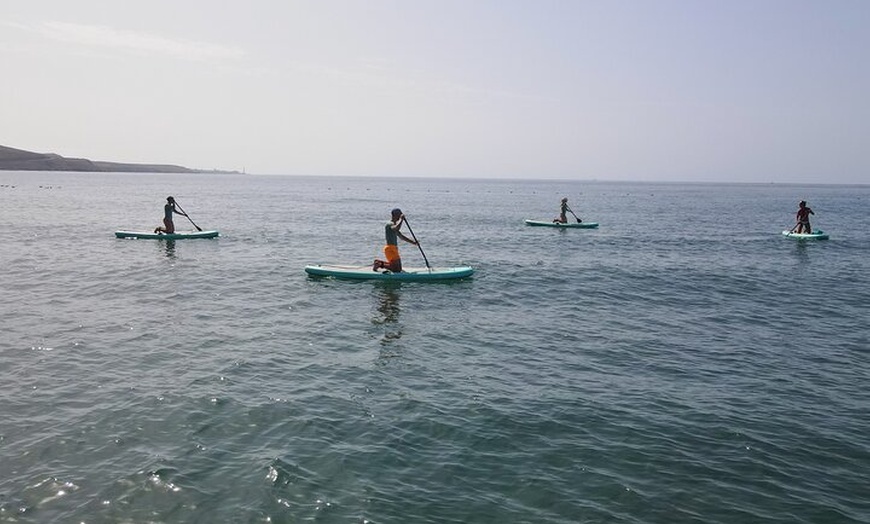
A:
[1,172,868,523]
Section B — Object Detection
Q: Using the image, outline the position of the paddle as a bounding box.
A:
[173,201,202,231]
[402,216,431,270]
[566,206,582,223]
[788,222,800,233]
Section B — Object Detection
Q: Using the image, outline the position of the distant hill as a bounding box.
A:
[0,144,238,174]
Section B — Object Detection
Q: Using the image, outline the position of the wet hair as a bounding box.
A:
[167,196,175,203]
[561,197,568,202]
[391,208,402,218]
[799,200,806,206]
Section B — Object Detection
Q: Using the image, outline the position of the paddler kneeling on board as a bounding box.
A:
[154,196,187,234]
[554,197,571,223]
[373,208,417,272]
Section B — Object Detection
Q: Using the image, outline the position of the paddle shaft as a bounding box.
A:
[566,205,582,223]
[174,202,202,231]
[402,217,431,270]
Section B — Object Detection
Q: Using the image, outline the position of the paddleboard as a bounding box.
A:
[782,230,828,240]
[524,219,599,228]
[305,264,474,281]
[115,230,219,239]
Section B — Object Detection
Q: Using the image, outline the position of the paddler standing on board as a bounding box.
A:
[795,200,814,234]
[373,208,417,272]
[154,196,187,234]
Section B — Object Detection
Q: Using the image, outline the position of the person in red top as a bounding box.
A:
[795,200,814,233]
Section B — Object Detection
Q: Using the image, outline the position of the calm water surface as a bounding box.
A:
[1,172,868,523]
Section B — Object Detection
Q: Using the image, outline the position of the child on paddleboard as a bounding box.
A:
[373,208,417,272]
[554,197,580,223]
[795,200,814,234]
[154,196,187,234]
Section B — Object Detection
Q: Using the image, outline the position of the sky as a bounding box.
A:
[1,1,868,182]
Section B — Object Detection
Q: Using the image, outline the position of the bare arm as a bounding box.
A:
[397,230,417,245]
[391,217,417,244]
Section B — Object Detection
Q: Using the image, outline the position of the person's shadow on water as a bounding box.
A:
[162,239,176,260]
[372,285,404,361]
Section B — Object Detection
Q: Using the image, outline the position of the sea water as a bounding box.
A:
[0,172,868,523]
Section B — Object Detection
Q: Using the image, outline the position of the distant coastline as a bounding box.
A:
[0,144,240,174]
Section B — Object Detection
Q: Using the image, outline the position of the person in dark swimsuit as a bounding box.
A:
[154,196,187,234]
[554,197,580,223]
[554,198,569,223]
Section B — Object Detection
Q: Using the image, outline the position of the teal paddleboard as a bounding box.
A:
[305,264,474,281]
[782,230,828,240]
[524,219,599,228]
[115,230,219,239]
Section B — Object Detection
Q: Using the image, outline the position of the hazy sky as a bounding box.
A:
[2,1,868,182]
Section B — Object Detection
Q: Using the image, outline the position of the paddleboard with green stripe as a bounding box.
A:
[782,230,828,240]
[305,264,473,281]
[524,219,598,228]
[115,230,219,239]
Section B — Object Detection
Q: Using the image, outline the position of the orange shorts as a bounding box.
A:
[384,244,400,263]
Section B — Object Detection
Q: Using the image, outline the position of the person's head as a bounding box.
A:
[561,197,568,203]
[167,196,175,203]
[799,200,806,208]
[391,208,402,220]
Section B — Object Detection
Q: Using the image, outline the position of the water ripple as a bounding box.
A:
[1,175,868,522]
